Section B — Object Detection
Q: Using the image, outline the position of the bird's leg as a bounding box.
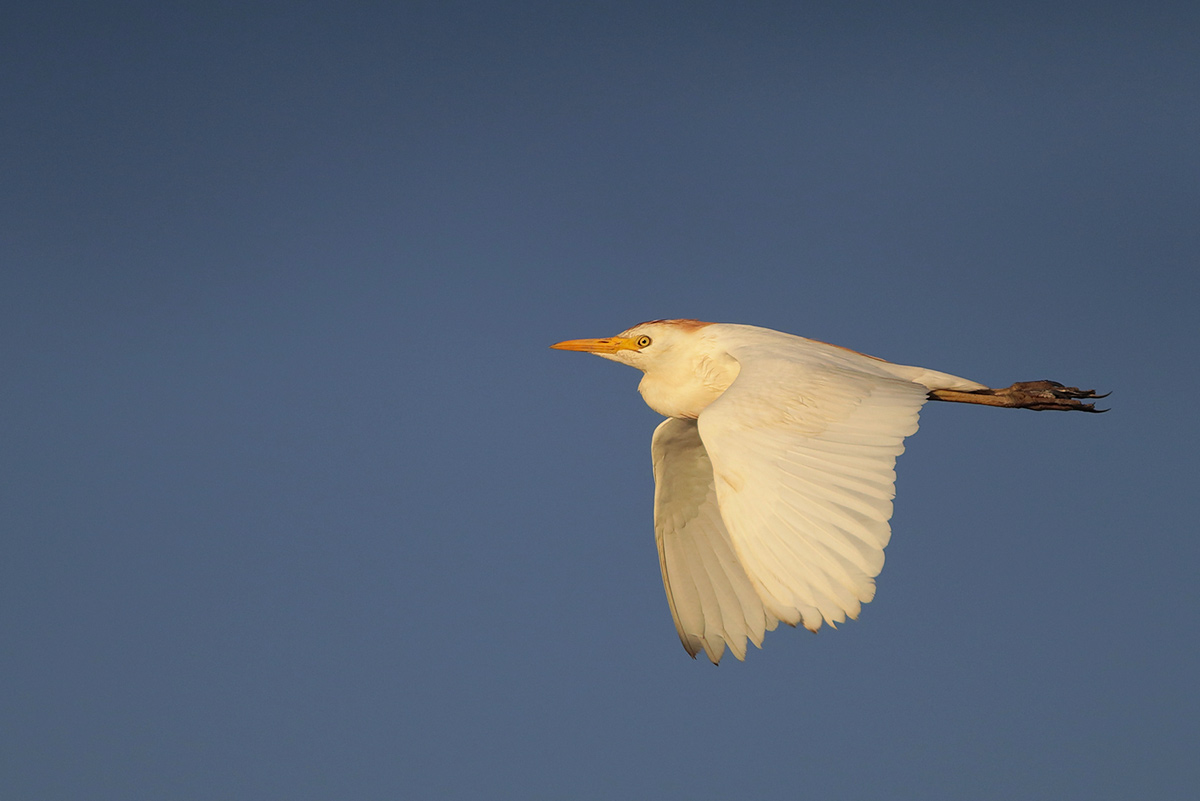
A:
[928,381,1108,412]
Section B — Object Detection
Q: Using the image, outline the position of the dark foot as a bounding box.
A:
[929,381,1109,412]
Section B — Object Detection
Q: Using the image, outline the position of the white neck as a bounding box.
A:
[637,347,740,418]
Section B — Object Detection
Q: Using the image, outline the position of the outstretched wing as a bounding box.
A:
[651,417,778,663]
[696,335,931,632]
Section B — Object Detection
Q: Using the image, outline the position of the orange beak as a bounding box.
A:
[550,336,640,354]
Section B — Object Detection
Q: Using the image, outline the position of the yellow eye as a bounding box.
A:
[636,335,652,348]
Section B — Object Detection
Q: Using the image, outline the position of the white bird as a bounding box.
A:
[552,319,1104,663]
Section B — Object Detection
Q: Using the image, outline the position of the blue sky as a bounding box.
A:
[3,2,1198,799]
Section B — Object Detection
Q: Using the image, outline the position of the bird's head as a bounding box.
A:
[550,319,713,372]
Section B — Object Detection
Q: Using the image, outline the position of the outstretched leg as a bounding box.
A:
[928,381,1108,412]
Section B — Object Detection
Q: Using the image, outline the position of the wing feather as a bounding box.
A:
[651,418,778,663]
[696,332,930,633]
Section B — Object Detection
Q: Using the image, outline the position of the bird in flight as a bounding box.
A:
[552,319,1104,663]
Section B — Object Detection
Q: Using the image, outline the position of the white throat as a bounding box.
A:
[636,349,740,419]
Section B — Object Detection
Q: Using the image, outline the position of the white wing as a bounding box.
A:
[652,417,779,663]
[696,329,933,632]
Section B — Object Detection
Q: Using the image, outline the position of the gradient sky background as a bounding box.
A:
[3,2,1198,799]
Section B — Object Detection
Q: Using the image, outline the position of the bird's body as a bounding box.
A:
[553,319,1103,663]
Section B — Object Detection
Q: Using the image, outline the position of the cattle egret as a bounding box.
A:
[552,319,1104,663]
